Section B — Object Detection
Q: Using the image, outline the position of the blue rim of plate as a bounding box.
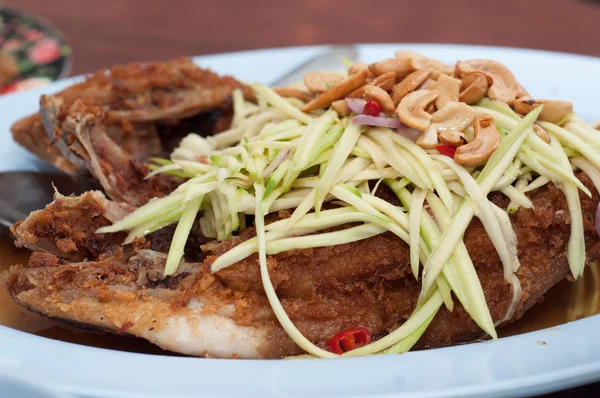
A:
[0,6,72,93]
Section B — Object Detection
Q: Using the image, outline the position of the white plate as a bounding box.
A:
[0,44,599,398]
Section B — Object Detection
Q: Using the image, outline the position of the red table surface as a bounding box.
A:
[9,0,600,75]
[5,0,600,396]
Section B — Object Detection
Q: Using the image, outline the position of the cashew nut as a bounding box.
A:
[416,126,439,149]
[456,60,522,103]
[369,57,417,78]
[304,72,344,93]
[431,102,477,132]
[396,89,439,131]
[454,114,500,165]
[533,123,550,143]
[349,62,375,78]
[372,71,396,91]
[422,102,475,149]
[301,69,368,112]
[439,130,468,146]
[331,100,351,116]
[363,85,395,113]
[435,74,461,110]
[395,50,429,63]
[515,81,529,99]
[347,71,396,98]
[396,51,432,67]
[459,73,488,104]
[512,97,573,124]
[391,68,432,105]
[425,102,436,114]
[430,59,455,79]
[419,78,438,90]
[274,87,314,103]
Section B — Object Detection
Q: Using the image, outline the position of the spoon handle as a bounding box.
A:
[269,45,359,88]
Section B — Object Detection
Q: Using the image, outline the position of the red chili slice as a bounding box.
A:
[436,144,457,158]
[326,327,372,354]
[363,100,382,116]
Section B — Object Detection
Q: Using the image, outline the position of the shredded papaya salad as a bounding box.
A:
[98,52,600,358]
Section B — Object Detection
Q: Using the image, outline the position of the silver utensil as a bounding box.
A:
[0,45,360,227]
[0,171,97,228]
[269,45,359,87]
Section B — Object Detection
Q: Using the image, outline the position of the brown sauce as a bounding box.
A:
[0,229,598,355]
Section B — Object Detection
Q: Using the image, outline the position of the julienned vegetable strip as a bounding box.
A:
[409,188,427,277]
[385,131,453,212]
[164,195,203,276]
[254,183,337,358]
[425,192,497,338]
[342,290,444,357]
[549,136,586,278]
[389,184,464,313]
[419,107,541,302]
[434,155,520,281]
[252,83,313,124]
[314,123,362,213]
[384,311,437,354]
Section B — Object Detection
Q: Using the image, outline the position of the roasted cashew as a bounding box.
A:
[430,59,455,79]
[435,74,461,110]
[372,72,396,91]
[456,60,521,103]
[347,71,396,98]
[419,78,438,90]
[421,102,475,149]
[274,87,314,103]
[301,69,368,112]
[395,50,430,63]
[349,62,375,78]
[304,72,344,93]
[331,100,350,116]
[439,130,468,146]
[363,85,395,112]
[391,68,432,105]
[425,102,436,114]
[454,114,500,165]
[396,89,439,131]
[459,73,488,104]
[431,102,476,132]
[416,126,439,149]
[512,97,573,124]
[369,57,418,78]
[533,123,551,143]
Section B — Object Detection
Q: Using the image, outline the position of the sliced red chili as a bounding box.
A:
[326,327,372,354]
[363,100,382,116]
[436,144,457,158]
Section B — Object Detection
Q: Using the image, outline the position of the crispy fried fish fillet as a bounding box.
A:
[11,58,252,174]
[3,176,600,358]
[43,101,182,206]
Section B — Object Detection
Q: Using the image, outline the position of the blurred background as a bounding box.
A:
[2,0,600,76]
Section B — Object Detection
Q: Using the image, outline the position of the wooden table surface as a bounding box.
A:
[4,0,600,397]
[7,0,600,75]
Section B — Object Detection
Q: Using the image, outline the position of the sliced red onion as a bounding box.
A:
[262,149,291,178]
[396,126,422,142]
[596,203,600,237]
[345,98,367,115]
[351,114,404,129]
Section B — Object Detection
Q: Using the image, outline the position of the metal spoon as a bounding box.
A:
[0,45,359,227]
